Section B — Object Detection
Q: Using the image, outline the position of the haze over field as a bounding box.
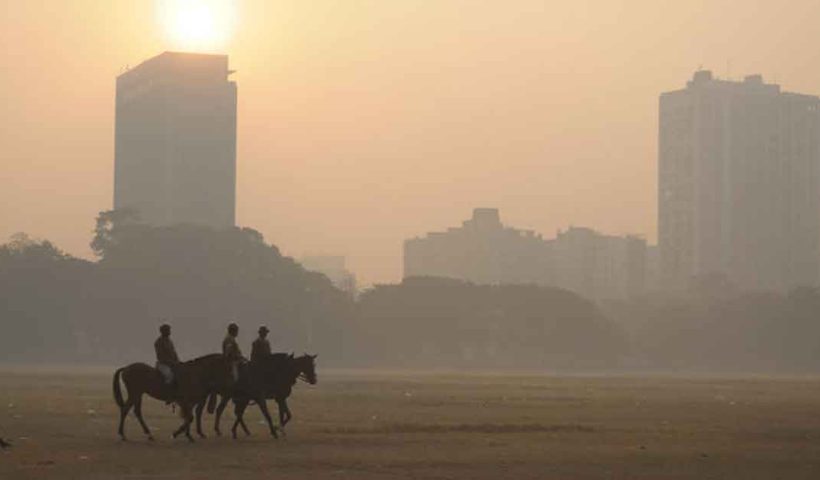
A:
[4,0,820,285]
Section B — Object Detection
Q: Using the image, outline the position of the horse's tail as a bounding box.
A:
[207,392,218,414]
[113,367,126,408]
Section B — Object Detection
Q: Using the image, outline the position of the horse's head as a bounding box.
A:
[294,354,318,385]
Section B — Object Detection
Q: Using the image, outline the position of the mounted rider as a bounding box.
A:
[154,323,180,388]
[251,325,272,362]
[222,322,245,382]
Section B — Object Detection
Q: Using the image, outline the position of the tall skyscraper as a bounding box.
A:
[659,71,820,291]
[114,51,237,228]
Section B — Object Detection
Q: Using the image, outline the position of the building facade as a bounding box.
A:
[659,71,820,291]
[404,208,553,287]
[114,51,237,228]
[552,227,647,300]
[301,256,358,297]
[404,209,647,300]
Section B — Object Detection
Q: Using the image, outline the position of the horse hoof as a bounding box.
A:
[147,436,155,442]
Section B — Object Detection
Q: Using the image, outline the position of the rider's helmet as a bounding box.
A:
[228,322,239,335]
[159,324,171,335]
[258,325,269,335]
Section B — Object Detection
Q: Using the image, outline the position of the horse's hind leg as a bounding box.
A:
[118,398,135,441]
[133,395,154,441]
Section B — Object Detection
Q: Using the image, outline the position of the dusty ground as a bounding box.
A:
[1,368,820,479]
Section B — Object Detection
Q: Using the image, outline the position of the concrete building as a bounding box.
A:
[114,51,237,228]
[301,256,358,297]
[659,71,820,291]
[553,227,647,300]
[404,209,648,300]
[404,208,553,287]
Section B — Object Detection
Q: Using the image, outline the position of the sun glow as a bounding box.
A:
[158,0,237,52]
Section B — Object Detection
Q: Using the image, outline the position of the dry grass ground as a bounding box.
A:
[1,368,820,479]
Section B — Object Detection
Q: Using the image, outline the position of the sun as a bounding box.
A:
[157,0,237,53]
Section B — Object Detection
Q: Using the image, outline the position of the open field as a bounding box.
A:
[2,369,820,479]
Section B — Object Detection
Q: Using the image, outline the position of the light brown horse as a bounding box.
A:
[113,353,231,442]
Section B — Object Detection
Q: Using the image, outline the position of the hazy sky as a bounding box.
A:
[2,1,820,285]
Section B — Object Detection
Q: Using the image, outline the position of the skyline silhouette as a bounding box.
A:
[3,1,820,286]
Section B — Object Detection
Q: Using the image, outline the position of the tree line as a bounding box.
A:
[2,210,820,372]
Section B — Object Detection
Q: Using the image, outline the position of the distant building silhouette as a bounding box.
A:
[114,51,237,227]
[301,255,358,297]
[404,208,647,300]
[404,208,551,286]
[659,71,820,291]
[553,227,647,300]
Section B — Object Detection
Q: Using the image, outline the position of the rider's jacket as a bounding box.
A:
[154,335,180,366]
[251,337,272,362]
[222,334,243,361]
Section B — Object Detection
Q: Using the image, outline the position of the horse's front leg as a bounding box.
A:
[231,399,249,440]
[278,398,292,428]
[184,407,196,443]
[256,398,278,439]
[195,398,207,439]
[172,405,195,443]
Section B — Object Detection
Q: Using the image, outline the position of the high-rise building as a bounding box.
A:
[114,51,237,228]
[659,71,820,291]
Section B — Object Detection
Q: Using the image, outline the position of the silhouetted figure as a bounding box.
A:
[0,437,11,449]
[154,323,180,388]
[250,325,272,362]
[222,322,244,382]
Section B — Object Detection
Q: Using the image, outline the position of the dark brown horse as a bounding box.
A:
[201,353,317,439]
[113,353,231,442]
[194,357,282,439]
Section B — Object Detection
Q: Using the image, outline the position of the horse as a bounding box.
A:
[193,357,281,440]
[200,353,317,439]
[112,353,232,442]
